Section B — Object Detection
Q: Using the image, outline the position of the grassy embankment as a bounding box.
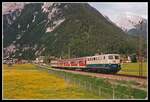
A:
[45,66,147,99]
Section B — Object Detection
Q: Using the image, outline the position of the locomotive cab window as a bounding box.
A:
[108,55,113,59]
[115,56,119,59]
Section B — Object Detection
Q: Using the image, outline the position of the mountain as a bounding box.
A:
[127,19,147,38]
[3,3,142,60]
[112,13,147,38]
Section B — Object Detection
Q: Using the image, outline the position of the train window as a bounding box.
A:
[103,56,105,59]
[108,55,113,59]
[94,58,95,60]
[115,56,119,59]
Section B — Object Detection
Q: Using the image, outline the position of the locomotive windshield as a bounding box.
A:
[115,56,119,59]
[108,55,119,59]
[108,55,113,59]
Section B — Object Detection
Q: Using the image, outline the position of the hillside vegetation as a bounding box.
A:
[3,3,146,59]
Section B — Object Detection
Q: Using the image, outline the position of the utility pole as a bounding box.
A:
[130,20,143,77]
[61,50,63,59]
[68,46,70,59]
[138,20,143,77]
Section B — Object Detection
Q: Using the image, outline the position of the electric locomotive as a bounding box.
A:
[51,54,121,73]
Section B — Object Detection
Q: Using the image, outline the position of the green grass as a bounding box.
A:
[45,67,147,99]
[118,62,147,77]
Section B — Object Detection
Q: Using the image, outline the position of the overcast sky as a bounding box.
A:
[88,2,148,21]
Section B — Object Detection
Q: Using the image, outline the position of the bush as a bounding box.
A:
[130,54,137,63]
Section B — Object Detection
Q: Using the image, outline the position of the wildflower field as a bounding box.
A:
[3,64,102,99]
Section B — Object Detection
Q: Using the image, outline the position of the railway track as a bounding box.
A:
[36,64,147,83]
[64,69,147,83]
[56,68,147,79]
[114,73,147,79]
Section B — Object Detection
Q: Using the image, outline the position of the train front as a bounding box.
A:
[106,54,121,73]
[86,54,121,73]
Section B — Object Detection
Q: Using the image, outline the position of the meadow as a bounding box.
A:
[118,62,147,77]
[3,64,147,99]
[3,64,102,99]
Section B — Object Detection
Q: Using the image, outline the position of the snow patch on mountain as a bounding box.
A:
[64,5,68,9]
[33,44,38,50]
[46,18,65,32]
[5,44,16,54]
[27,24,30,28]
[113,12,144,31]
[13,41,16,44]
[35,47,45,56]
[46,27,53,32]
[7,16,12,24]
[16,34,22,40]
[12,15,16,20]
[42,2,54,13]
[32,15,36,22]
[48,7,59,20]
[18,24,21,28]
[2,2,25,15]
[53,18,65,27]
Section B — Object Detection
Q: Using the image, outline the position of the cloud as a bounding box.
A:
[89,2,148,19]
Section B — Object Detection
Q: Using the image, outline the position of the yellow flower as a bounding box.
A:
[3,64,101,99]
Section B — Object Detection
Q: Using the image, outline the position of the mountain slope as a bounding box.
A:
[3,3,141,59]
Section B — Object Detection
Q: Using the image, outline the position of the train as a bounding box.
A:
[50,54,121,74]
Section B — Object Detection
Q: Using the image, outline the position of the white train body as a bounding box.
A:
[51,54,121,73]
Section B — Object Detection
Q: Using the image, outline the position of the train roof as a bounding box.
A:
[55,54,120,61]
[85,54,120,58]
